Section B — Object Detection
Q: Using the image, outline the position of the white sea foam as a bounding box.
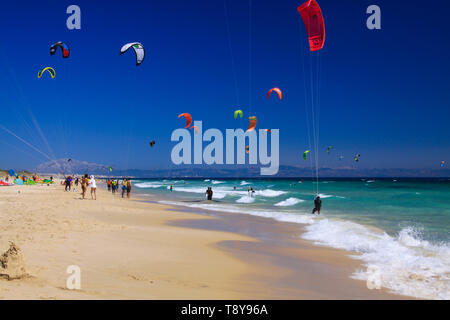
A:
[274,197,304,207]
[240,180,250,185]
[236,196,255,203]
[318,193,333,199]
[302,220,450,300]
[157,200,315,225]
[134,182,164,188]
[254,189,286,197]
[212,180,225,184]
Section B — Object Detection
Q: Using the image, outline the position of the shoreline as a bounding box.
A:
[0,182,411,299]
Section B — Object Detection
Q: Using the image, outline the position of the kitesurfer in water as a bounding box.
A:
[312,196,321,215]
[206,187,213,201]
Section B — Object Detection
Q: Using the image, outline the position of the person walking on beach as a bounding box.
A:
[312,196,322,215]
[107,179,111,191]
[65,176,72,192]
[121,178,127,198]
[89,175,97,200]
[126,178,132,198]
[81,174,89,199]
[73,176,79,192]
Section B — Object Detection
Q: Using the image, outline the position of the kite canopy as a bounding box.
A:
[354,154,361,162]
[8,169,17,177]
[298,0,325,52]
[178,113,192,128]
[246,145,250,154]
[120,42,145,66]
[441,161,445,167]
[190,125,199,135]
[109,167,113,172]
[50,41,70,58]
[267,88,282,100]
[234,110,243,119]
[149,140,156,148]
[327,146,333,154]
[246,116,257,132]
[303,150,310,161]
[37,67,55,79]
[264,129,271,133]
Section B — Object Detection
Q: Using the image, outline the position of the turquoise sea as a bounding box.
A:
[133,178,450,299]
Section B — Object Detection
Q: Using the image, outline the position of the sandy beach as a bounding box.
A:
[0,181,410,299]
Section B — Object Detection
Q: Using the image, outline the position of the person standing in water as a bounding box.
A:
[206,187,213,200]
[170,184,173,192]
[312,196,322,215]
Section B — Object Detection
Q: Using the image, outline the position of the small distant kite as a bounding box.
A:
[354,154,361,162]
[303,150,310,161]
[120,42,145,66]
[441,161,445,167]
[37,67,55,79]
[178,113,192,128]
[50,41,70,58]
[234,110,243,119]
[190,125,199,135]
[246,146,250,154]
[264,129,271,133]
[109,167,113,172]
[149,140,156,148]
[68,159,72,162]
[327,146,333,154]
[246,116,257,132]
[267,87,282,100]
[338,156,344,160]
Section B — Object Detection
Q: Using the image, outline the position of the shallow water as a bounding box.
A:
[133,178,450,299]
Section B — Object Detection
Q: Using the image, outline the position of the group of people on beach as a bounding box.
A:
[106,178,132,198]
[64,174,97,200]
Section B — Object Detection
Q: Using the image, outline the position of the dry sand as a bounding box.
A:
[0,181,409,299]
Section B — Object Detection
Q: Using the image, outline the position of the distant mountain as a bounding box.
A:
[36,158,111,175]
[35,160,450,178]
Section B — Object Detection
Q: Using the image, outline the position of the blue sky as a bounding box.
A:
[0,0,449,171]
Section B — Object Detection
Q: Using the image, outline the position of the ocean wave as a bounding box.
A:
[157,200,315,225]
[302,220,450,300]
[212,180,225,184]
[134,182,164,188]
[274,197,304,207]
[236,196,255,203]
[254,189,286,197]
[240,180,250,185]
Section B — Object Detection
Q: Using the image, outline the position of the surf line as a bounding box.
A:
[171,121,279,176]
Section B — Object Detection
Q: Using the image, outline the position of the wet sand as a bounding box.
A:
[0,181,410,299]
